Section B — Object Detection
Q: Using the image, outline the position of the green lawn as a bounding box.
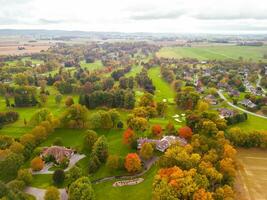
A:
[40,129,87,149]
[125,65,142,78]
[30,174,54,188]
[80,60,104,71]
[93,165,158,200]
[147,67,175,102]
[0,86,80,138]
[232,114,267,131]
[216,100,267,131]
[147,66,185,128]
[4,57,44,66]
[157,46,267,61]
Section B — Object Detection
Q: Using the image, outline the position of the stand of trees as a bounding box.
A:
[135,69,155,94]
[227,127,267,148]
[111,66,131,81]
[176,87,200,110]
[79,89,135,109]
[13,86,38,107]
[225,113,248,125]
[153,132,236,200]
[0,111,19,126]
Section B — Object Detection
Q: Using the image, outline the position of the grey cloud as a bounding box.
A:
[0,18,19,25]
[198,20,267,32]
[130,9,185,20]
[38,18,65,24]
[194,12,267,20]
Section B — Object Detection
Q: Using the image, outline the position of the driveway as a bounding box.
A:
[25,187,68,200]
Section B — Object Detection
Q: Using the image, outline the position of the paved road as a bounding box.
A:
[25,187,68,200]
[257,74,266,94]
[217,90,267,119]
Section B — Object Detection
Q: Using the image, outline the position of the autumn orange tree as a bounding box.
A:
[178,126,193,139]
[151,124,163,138]
[123,128,137,148]
[124,153,141,173]
[153,166,211,199]
[31,157,44,171]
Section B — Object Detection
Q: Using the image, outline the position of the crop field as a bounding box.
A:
[157,46,267,61]
[0,43,51,55]
[236,148,267,200]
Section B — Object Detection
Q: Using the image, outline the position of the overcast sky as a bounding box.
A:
[0,0,267,33]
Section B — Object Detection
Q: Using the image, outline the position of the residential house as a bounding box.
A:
[41,146,74,163]
[217,108,235,119]
[240,99,257,109]
[204,94,218,105]
[137,136,187,152]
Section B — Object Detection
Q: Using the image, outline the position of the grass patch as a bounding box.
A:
[80,60,104,71]
[93,165,158,200]
[157,46,267,61]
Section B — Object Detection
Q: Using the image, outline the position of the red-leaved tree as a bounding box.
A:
[123,128,136,145]
[151,124,163,137]
[178,126,193,139]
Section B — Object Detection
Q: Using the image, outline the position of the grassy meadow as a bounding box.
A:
[157,45,267,61]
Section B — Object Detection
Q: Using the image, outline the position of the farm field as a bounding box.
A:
[157,46,267,61]
[236,148,267,200]
[0,43,51,55]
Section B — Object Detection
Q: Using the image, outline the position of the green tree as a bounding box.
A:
[139,93,154,107]
[66,166,83,186]
[92,136,109,163]
[106,155,120,170]
[176,87,200,110]
[0,152,24,181]
[83,130,98,153]
[140,142,154,160]
[69,177,95,200]
[156,102,168,117]
[127,116,149,132]
[60,104,88,128]
[44,186,60,200]
[65,96,74,107]
[17,169,32,185]
[52,169,65,185]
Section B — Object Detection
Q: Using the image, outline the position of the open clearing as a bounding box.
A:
[157,46,267,61]
[236,148,267,200]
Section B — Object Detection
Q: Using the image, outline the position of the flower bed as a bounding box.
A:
[112,178,144,187]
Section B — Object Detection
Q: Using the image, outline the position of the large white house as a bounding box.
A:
[137,136,187,152]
